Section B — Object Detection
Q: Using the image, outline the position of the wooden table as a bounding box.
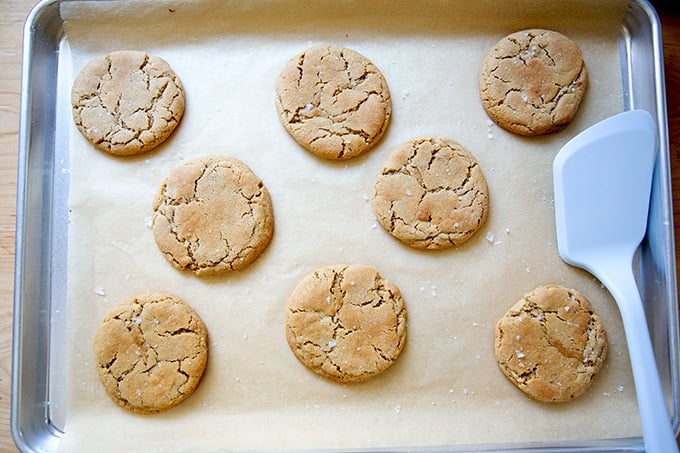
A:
[1,1,679,451]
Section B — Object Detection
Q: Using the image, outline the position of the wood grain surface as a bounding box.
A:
[0,1,678,451]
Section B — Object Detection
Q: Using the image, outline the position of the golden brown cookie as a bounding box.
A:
[93,293,208,414]
[72,50,185,156]
[479,29,588,136]
[372,137,489,250]
[275,44,391,160]
[152,156,274,275]
[494,284,608,403]
[286,264,407,383]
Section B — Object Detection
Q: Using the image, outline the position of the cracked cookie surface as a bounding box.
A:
[494,284,608,403]
[275,44,391,160]
[285,264,407,383]
[479,29,587,136]
[152,156,274,275]
[72,50,185,156]
[373,137,489,250]
[93,293,208,414]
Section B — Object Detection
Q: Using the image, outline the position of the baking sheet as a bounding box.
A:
[17,0,669,451]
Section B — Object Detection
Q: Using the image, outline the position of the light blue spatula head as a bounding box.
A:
[553,109,657,271]
[553,110,680,453]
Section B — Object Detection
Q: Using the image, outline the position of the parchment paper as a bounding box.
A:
[60,0,636,450]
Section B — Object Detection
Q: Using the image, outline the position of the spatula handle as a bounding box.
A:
[596,258,679,453]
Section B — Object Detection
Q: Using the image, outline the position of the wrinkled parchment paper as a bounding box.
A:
[60,0,635,450]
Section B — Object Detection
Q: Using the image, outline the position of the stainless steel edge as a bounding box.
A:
[12,0,66,451]
[624,0,680,438]
[645,0,680,435]
[9,0,676,452]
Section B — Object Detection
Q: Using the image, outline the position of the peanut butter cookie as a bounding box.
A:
[479,29,587,136]
[152,156,274,275]
[72,50,185,155]
[286,264,407,383]
[494,284,608,402]
[93,293,208,414]
[275,44,391,160]
[373,137,489,250]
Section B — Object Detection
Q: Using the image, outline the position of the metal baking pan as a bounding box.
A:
[11,0,679,451]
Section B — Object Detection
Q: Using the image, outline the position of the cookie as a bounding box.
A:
[373,137,489,250]
[494,284,608,403]
[275,44,391,160]
[72,50,185,156]
[93,293,208,414]
[152,156,274,275]
[285,264,407,383]
[479,29,587,136]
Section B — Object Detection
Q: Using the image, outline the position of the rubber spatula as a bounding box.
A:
[553,109,678,452]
